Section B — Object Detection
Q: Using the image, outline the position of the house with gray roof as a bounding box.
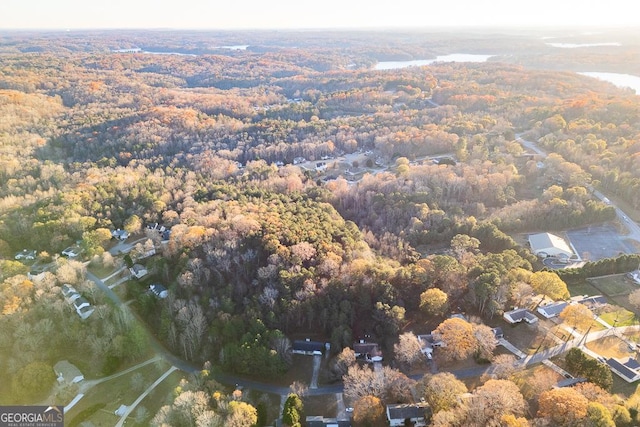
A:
[291,339,326,356]
[607,358,640,383]
[386,403,430,427]
[503,308,538,324]
[537,301,568,319]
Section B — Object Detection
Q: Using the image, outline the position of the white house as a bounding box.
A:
[129,264,148,279]
[537,301,568,319]
[607,358,640,383]
[503,308,538,324]
[528,232,574,258]
[386,403,429,427]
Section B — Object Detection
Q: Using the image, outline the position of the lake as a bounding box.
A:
[546,42,621,48]
[579,72,640,94]
[374,53,494,70]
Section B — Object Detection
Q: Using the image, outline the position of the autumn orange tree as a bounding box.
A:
[537,387,589,425]
[432,317,497,362]
[352,395,387,427]
[559,303,594,331]
[420,372,468,414]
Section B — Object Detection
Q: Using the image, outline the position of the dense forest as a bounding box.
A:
[1,28,640,425]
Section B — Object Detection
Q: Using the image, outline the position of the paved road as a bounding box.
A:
[84,212,640,401]
[517,134,640,246]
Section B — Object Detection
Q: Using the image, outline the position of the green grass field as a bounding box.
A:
[588,275,639,297]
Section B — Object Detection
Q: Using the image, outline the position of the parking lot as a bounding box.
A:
[567,223,637,261]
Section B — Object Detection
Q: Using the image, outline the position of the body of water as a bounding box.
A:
[218,45,249,50]
[579,72,640,94]
[546,42,621,48]
[374,54,493,70]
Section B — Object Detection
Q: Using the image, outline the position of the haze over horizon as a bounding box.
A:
[1,0,639,31]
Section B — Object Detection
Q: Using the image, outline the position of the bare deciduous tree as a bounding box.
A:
[394,332,424,369]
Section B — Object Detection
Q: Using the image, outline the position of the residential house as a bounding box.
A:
[76,305,95,320]
[386,403,430,427]
[503,308,538,324]
[554,377,587,388]
[291,339,325,356]
[417,334,435,353]
[606,358,640,383]
[353,340,383,362]
[62,245,81,258]
[14,249,36,260]
[627,271,640,285]
[150,284,168,299]
[576,295,607,308]
[129,264,148,279]
[73,297,91,312]
[449,313,468,321]
[305,416,350,427]
[492,327,504,339]
[537,301,568,319]
[315,161,327,171]
[111,229,130,241]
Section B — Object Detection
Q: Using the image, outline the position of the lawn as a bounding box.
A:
[65,359,182,426]
[585,335,635,359]
[122,369,184,426]
[568,281,602,298]
[304,394,339,418]
[501,321,561,355]
[599,307,639,327]
[588,274,638,297]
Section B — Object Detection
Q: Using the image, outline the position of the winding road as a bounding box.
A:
[77,136,640,422]
[517,133,640,245]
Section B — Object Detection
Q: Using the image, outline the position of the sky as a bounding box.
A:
[0,0,638,30]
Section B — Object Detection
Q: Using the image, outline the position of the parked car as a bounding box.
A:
[15,249,37,260]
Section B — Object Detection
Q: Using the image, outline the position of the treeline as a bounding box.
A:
[1,30,640,385]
